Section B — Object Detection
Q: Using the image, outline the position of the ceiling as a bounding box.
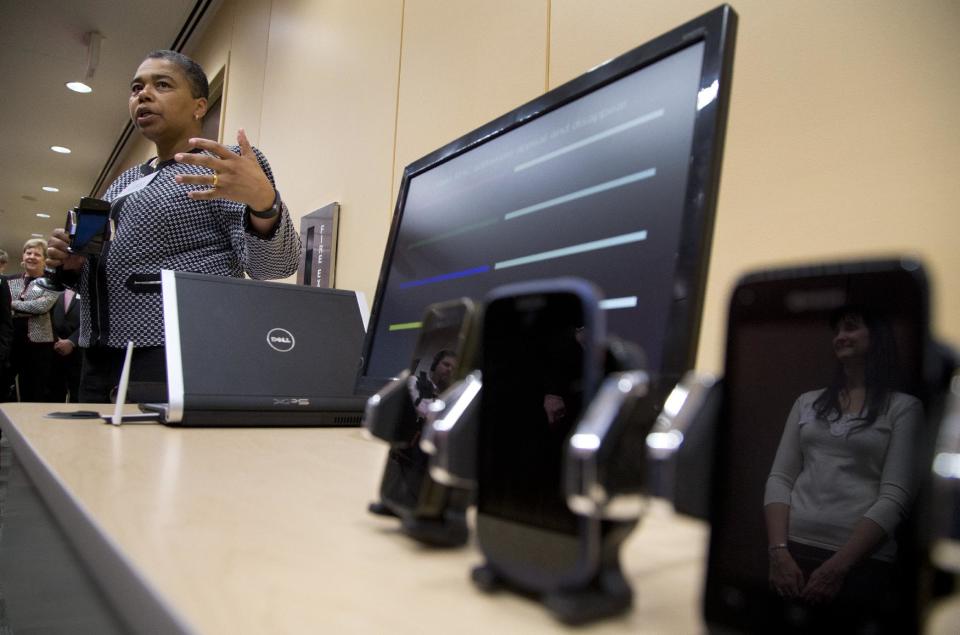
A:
[0,0,214,271]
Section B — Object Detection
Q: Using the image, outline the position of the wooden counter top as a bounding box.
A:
[1,402,707,634]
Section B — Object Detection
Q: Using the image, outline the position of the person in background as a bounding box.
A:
[0,249,9,275]
[0,275,12,400]
[49,288,81,403]
[8,239,60,401]
[410,349,457,422]
[47,49,300,403]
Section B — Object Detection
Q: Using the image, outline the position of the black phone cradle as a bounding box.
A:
[469,338,648,624]
[472,519,636,624]
[365,374,470,548]
[372,469,471,548]
[398,500,470,548]
[368,474,470,547]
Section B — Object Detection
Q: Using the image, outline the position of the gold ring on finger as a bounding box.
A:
[212,172,219,188]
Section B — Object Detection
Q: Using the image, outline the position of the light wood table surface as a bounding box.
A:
[1,402,708,634]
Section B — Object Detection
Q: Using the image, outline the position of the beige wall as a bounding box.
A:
[113,0,960,373]
[392,0,549,181]
[259,0,404,295]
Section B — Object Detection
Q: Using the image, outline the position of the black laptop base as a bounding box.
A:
[139,403,365,427]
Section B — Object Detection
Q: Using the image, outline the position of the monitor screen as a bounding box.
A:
[358,6,736,395]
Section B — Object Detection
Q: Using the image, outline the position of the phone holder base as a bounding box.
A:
[543,568,632,625]
[367,501,400,518]
[369,499,468,547]
[471,556,633,625]
[400,510,469,548]
[368,441,471,548]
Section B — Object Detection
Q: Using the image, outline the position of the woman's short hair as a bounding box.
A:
[144,49,209,99]
[22,238,47,254]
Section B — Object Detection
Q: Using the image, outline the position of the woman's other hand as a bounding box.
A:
[769,548,805,598]
[801,555,849,605]
[173,129,275,211]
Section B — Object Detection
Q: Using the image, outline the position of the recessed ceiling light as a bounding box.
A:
[31,233,44,238]
[36,213,51,218]
[51,145,72,154]
[42,186,59,192]
[66,81,92,93]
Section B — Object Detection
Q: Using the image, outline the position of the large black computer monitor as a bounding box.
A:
[357,5,737,395]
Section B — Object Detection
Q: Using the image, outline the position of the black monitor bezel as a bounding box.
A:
[356,4,737,395]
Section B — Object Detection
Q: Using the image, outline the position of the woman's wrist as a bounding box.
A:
[248,186,278,214]
[248,188,281,219]
[825,551,854,573]
[768,544,793,562]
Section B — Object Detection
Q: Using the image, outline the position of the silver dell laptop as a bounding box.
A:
[142,270,368,426]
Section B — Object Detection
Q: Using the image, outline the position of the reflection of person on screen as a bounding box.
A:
[542,325,584,427]
[408,349,457,422]
[763,307,922,611]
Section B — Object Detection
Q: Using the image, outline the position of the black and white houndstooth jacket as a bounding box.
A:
[8,274,59,343]
[74,146,301,348]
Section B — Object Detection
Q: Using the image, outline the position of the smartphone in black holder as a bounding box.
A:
[471,278,645,624]
[364,298,477,546]
[703,258,954,634]
[36,197,112,291]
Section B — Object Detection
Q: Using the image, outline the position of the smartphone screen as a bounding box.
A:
[69,207,111,255]
[379,300,472,514]
[477,290,592,536]
[704,264,931,633]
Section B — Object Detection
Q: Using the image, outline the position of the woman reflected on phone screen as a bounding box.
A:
[763,306,923,631]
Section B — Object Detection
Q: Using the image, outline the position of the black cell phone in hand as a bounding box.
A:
[67,197,112,256]
[703,258,948,634]
[35,197,112,291]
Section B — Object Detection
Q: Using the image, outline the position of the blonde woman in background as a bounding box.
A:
[7,238,60,401]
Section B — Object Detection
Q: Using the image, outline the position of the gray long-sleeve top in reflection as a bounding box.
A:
[764,390,923,562]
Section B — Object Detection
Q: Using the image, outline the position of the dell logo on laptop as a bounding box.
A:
[266,328,296,352]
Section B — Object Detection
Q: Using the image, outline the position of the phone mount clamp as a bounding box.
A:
[363,368,471,547]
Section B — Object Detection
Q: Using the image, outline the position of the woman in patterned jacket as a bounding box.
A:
[47,50,300,402]
[8,238,60,401]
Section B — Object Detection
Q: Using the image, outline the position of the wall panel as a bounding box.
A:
[392,0,549,194]
[259,0,404,299]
